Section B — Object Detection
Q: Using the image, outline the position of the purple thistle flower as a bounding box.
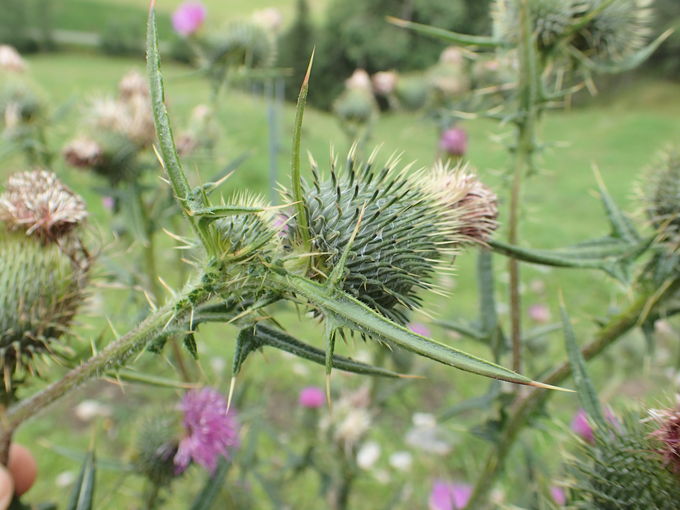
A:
[550,486,566,505]
[172,2,206,37]
[299,386,325,408]
[173,387,238,474]
[429,480,472,510]
[439,127,468,158]
[571,408,594,443]
[408,322,431,338]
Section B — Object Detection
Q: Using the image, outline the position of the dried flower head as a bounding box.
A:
[252,7,284,33]
[63,137,104,169]
[172,1,207,37]
[649,403,680,474]
[424,162,499,245]
[118,70,149,101]
[0,45,26,73]
[174,387,239,474]
[0,170,87,240]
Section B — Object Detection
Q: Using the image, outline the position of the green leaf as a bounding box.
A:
[560,296,605,428]
[433,319,486,341]
[189,458,230,510]
[439,381,501,421]
[386,16,507,49]
[594,170,639,243]
[267,270,562,388]
[232,327,261,376]
[183,333,199,359]
[66,450,96,510]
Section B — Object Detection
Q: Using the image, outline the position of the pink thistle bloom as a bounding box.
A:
[439,127,468,158]
[101,196,115,211]
[409,322,431,338]
[299,386,325,408]
[173,387,239,474]
[528,303,551,323]
[273,213,289,236]
[172,2,206,37]
[429,480,472,510]
[550,486,566,505]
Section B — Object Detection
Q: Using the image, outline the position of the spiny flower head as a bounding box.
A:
[572,0,654,63]
[174,387,239,474]
[63,136,104,169]
[566,410,680,508]
[0,45,26,73]
[492,0,581,52]
[423,162,499,245]
[0,170,87,241]
[372,71,398,96]
[282,149,464,324]
[64,132,139,185]
[252,7,284,33]
[206,21,276,70]
[134,415,182,487]
[0,229,89,388]
[639,148,680,249]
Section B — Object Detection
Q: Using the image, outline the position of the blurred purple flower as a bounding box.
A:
[172,2,206,37]
[429,480,472,510]
[550,486,566,505]
[101,196,115,211]
[273,213,289,236]
[528,303,551,323]
[174,387,238,474]
[571,408,619,443]
[299,386,325,408]
[439,127,468,158]
[409,322,431,338]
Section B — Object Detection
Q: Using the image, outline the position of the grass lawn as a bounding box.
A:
[3,51,680,508]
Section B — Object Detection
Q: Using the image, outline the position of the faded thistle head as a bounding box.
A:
[640,148,680,249]
[566,409,680,508]
[0,171,90,389]
[281,150,498,323]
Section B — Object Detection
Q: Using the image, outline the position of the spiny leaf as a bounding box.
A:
[65,450,96,510]
[268,270,565,388]
[582,30,673,74]
[560,295,605,428]
[434,319,486,341]
[594,168,640,243]
[386,16,507,49]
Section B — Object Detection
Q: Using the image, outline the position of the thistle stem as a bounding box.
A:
[464,277,680,508]
[509,0,540,374]
[2,281,207,434]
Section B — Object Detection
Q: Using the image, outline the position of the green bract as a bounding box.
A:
[0,231,88,382]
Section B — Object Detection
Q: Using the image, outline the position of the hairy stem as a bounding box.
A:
[465,277,680,508]
[2,281,206,434]
[509,0,540,373]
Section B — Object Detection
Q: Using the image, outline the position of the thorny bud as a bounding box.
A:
[640,148,680,248]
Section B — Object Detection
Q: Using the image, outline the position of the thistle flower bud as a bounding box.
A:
[177,104,218,157]
[0,45,26,73]
[332,87,377,127]
[394,74,430,111]
[567,410,680,507]
[207,21,276,69]
[423,162,499,245]
[0,80,43,130]
[572,0,654,63]
[428,49,470,100]
[345,69,372,92]
[439,127,468,158]
[0,170,87,241]
[63,136,104,169]
[0,230,89,386]
[133,415,181,487]
[283,151,463,323]
[640,148,680,248]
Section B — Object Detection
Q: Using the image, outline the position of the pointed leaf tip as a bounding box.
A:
[303,48,315,87]
[528,381,575,392]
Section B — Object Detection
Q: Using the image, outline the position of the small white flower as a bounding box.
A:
[75,400,112,422]
[357,441,381,470]
[389,451,413,471]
